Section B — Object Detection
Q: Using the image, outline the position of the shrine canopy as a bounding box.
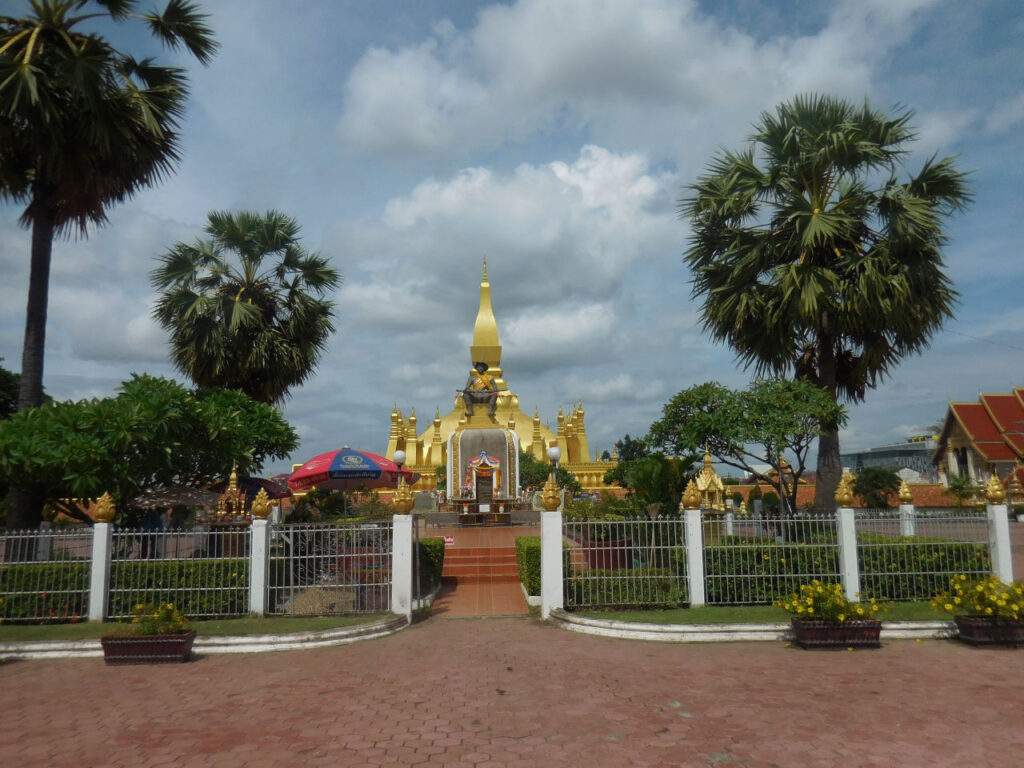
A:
[289,447,419,492]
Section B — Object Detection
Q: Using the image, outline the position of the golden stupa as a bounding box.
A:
[384,260,613,491]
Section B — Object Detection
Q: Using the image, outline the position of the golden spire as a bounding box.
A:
[471,257,501,369]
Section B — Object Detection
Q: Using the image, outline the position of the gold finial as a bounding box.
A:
[681,479,701,510]
[250,488,272,520]
[541,478,561,511]
[393,474,414,514]
[228,462,239,492]
[482,255,488,283]
[898,478,913,504]
[1008,473,1023,503]
[834,475,854,506]
[703,445,713,471]
[985,473,1006,504]
[93,492,116,523]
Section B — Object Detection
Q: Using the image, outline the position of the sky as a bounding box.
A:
[1,0,1022,479]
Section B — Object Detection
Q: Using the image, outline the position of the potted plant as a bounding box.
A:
[931,574,1024,647]
[775,580,885,649]
[101,602,196,664]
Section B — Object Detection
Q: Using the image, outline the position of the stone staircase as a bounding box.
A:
[441,545,519,583]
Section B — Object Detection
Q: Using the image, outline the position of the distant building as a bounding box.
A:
[840,436,939,482]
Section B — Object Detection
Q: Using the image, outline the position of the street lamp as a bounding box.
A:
[542,444,562,512]
[392,449,413,514]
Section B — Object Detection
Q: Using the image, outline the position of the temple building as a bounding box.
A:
[384,261,614,493]
[932,388,1024,489]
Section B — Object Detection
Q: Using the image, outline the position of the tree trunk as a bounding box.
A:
[8,207,55,530]
[813,336,842,512]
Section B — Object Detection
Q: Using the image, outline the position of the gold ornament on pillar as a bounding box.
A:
[898,479,913,505]
[985,473,1006,504]
[93,492,116,523]
[250,488,272,520]
[834,476,854,507]
[681,479,701,510]
[541,478,560,511]
[393,477,415,514]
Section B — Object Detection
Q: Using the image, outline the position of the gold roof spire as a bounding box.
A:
[471,256,501,368]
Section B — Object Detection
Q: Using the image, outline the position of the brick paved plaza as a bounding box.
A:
[3,614,1023,768]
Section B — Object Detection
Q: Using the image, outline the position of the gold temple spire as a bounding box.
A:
[471,257,501,370]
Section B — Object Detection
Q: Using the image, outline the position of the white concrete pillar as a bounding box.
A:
[724,511,735,537]
[249,518,271,615]
[88,522,113,622]
[898,504,916,537]
[685,509,706,607]
[540,509,564,618]
[391,514,414,621]
[987,504,1013,583]
[836,507,860,601]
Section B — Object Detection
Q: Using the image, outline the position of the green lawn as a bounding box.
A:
[0,614,388,642]
[578,601,941,625]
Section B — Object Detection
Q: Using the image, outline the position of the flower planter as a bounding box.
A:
[790,618,882,649]
[954,616,1024,647]
[101,630,197,664]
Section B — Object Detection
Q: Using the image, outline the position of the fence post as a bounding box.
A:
[987,503,1013,583]
[836,507,860,601]
[391,514,414,621]
[898,503,916,537]
[88,522,113,622]
[249,518,271,615]
[540,508,564,619]
[724,511,735,537]
[685,509,705,607]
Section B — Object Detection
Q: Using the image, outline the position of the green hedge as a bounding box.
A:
[0,562,90,623]
[566,568,687,608]
[858,535,990,600]
[516,537,541,595]
[418,538,445,594]
[704,538,840,604]
[108,559,249,618]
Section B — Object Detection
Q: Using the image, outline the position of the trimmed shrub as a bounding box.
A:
[0,562,90,623]
[516,536,541,595]
[566,568,687,608]
[108,559,249,618]
[703,538,840,604]
[417,537,445,594]
[858,534,990,600]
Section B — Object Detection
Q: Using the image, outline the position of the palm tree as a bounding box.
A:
[0,1,216,528]
[680,95,970,510]
[151,210,342,405]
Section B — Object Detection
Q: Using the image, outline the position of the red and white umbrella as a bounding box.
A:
[288,447,418,492]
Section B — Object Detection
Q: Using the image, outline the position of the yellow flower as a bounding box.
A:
[944,603,953,612]
[837,614,845,622]
[807,607,814,614]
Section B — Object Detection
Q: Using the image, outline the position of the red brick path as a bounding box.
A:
[4,617,1024,767]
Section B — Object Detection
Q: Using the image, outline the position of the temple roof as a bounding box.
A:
[934,390,1024,466]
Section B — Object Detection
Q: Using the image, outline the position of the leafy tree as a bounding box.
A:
[680,94,970,510]
[0,374,297,527]
[648,379,846,517]
[518,448,581,494]
[603,433,650,486]
[852,466,901,509]
[151,210,341,405]
[0,0,217,527]
[946,474,980,510]
[620,453,695,515]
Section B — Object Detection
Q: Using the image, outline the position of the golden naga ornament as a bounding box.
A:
[250,488,272,520]
[392,478,415,514]
[93,492,116,523]
[834,476,854,507]
[898,478,913,505]
[985,473,1006,504]
[541,478,561,511]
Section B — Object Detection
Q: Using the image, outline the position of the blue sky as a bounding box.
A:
[1,0,1021,478]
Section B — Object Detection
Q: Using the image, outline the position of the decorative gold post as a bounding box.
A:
[834,475,854,507]
[393,476,415,514]
[93,492,116,523]
[250,488,272,520]
[898,478,913,505]
[985,472,1006,504]
[680,479,701,511]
